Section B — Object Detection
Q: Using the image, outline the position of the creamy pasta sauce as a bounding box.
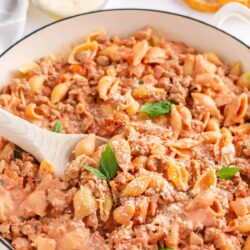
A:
[0,27,250,250]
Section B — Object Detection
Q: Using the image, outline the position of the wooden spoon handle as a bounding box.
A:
[0,108,47,161]
[0,108,108,176]
[0,236,14,250]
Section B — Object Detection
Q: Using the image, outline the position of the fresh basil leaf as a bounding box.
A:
[160,248,174,250]
[217,166,240,180]
[140,101,173,118]
[84,165,108,180]
[139,79,144,84]
[99,144,118,181]
[52,120,62,133]
[84,144,118,181]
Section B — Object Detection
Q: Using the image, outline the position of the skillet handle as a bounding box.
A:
[211,2,250,28]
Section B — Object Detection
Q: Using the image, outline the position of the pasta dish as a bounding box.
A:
[0,27,250,250]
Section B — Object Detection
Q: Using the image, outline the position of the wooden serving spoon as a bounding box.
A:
[0,108,108,176]
[0,237,13,250]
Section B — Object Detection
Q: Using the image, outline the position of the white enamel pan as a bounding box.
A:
[0,3,250,250]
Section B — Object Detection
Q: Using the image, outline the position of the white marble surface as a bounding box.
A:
[21,0,250,47]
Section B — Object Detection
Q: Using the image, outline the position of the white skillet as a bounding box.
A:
[0,4,250,250]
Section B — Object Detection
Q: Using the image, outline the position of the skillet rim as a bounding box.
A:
[0,8,249,59]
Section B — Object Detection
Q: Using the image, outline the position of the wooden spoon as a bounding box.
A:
[0,108,108,176]
[0,237,13,250]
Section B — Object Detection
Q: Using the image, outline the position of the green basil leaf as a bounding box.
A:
[84,165,108,180]
[52,120,62,133]
[140,101,173,118]
[84,144,118,181]
[139,79,144,84]
[99,144,118,181]
[160,248,174,250]
[217,166,240,180]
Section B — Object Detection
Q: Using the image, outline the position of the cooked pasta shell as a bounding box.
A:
[192,168,216,194]
[125,93,140,116]
[86,29,106,42]
[194,55,217,75]
[186,189,215,210]
[189,160,201,183]
[110,138,131,172]
[214,128,235,165]
[149,35,160,46]
[133,196,149,224]
[200,112,211,129]
[148,173,165,190]
[206,118,220,131]
[73,185,97,219]
[132,40,149,66]
[177,105,192,130]
[212,233,237,250]
[167,159,188,191]
[132,155,148,169]
[243,235,250,250]
[99,191,113,222]
[25,103,43,119]
[237,71,250,89]
[170,147,193,158]
[18,62,39,74]
[50,82,71,104]
[224,93,248,126]
[170,104,193,137]
[35,237,56,250]
[229,61,242,77]
[210,199,225,217]
[203,131,221,144]
[170,105,183,137]
[230,123,250,134]
[144,47,166,64]
[132,85,166,100]
[183,54,195,76]
[98,75,120,101]
[151,144,166,155]
[189,232,203,247]
[192,93,221,119]
[113,204,135,225]
[68,42,98,64]
[75,134,96,157]
[149,230,165,244]
[227,215,250,233]
[173,138,199,149]
[28,75,46,93]
[101,45,119,57]
[57,228,90,250]
[122,175,151,196]
[230,197,250,217]
[203,52,222,66]
[19,190,47,217]
[195,73,224,92]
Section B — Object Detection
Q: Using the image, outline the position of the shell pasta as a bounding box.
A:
[0,27,250,250]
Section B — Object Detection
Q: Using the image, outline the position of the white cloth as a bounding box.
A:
[0,0,29,53]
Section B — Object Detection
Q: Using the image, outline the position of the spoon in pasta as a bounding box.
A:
[0,108,108,176]
[0,237,13,250]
